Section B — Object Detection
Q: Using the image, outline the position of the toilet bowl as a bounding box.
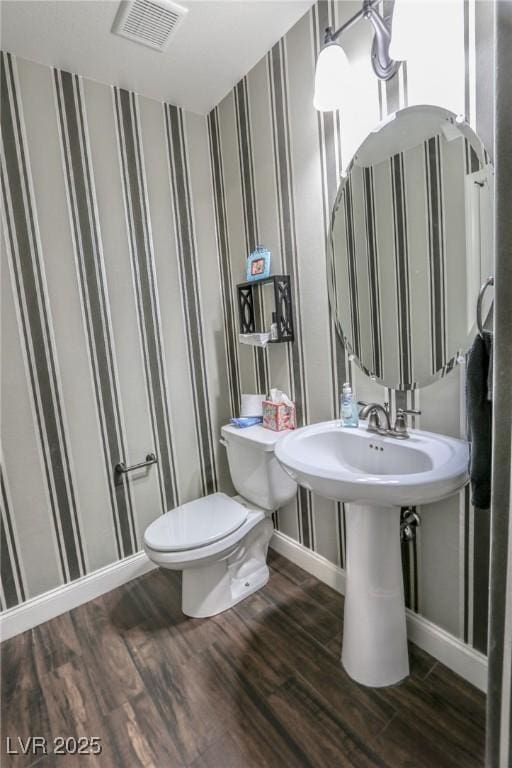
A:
[143,424,297,617]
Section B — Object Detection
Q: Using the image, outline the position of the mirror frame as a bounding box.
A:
[327,104,493,390]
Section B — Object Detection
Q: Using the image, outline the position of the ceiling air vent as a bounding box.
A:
[112,0,188,52]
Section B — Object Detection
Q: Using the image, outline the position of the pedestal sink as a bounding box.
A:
[274,421,468,687]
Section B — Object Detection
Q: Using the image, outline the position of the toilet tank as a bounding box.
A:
[220,424,297,511]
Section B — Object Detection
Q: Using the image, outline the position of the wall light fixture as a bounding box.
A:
[314,0,400,112]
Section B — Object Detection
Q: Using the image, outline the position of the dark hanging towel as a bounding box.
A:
[466,330,493,509]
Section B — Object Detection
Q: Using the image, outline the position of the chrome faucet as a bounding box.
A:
[358,402,391,433]
[358,402,421,439]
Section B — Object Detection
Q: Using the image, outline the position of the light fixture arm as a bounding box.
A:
[322,0,399,82]
[365,4,400,79]
[365,6,391,60]
[323,0,382,44]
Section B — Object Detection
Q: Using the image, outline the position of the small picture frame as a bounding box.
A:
[246,246,271,282]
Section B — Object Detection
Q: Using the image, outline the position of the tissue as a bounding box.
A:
[269,388,293,405]
[262,389,296,431]
[240,393,264,417]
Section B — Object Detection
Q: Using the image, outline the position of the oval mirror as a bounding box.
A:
[328,105,493,390]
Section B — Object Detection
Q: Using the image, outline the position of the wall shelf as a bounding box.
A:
[237,274,294,344]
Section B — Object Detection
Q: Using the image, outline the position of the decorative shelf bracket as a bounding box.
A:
[236,274,294,344]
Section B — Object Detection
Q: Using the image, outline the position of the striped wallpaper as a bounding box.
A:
[0,51,231,610]
[208,0,494,654]
[0,0,496,672]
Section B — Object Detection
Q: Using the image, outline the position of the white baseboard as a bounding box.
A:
[0,551,156,642]
[271,528,347,593]
[404,610,488,692]
[270,530,488,693]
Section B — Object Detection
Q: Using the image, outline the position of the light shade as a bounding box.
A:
[313,42,350,112]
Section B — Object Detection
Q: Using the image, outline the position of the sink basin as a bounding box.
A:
[275,420,469,688]
[274,421,468,507]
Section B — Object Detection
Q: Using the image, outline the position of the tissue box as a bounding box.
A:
[262,400,296,431]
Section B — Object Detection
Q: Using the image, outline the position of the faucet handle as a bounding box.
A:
[392,408,421,439]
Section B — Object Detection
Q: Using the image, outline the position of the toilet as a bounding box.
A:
[143,424,297,618]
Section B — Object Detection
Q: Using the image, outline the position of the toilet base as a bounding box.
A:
[182,518,273,618]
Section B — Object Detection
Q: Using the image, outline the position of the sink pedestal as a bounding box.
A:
[342,503,409,687]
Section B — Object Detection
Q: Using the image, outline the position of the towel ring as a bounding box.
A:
[476,275,494,338]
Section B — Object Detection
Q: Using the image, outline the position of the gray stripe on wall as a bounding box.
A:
[113,87,179,514]
[235,79,258,253]
[0,51,85,582]
[0,463,26,608]
[207,107,241,417]
[54,68,136,557]
[268,38,312,548]
[363,166,383,380]
[164,103,217,496]
[344,179,361,361]
[425,136,447,375]
[234,77,269,396]
[391,152,412,389]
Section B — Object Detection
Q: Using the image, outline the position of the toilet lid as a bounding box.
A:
[144,493,248,552]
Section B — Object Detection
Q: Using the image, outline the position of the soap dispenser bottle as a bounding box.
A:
[340,382,359,427]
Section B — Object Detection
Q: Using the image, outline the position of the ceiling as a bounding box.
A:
[1,0,314,114]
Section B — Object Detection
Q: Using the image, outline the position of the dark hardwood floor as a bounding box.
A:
[1,551,486,767]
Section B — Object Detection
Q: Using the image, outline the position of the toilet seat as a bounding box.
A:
[144,493,248,552]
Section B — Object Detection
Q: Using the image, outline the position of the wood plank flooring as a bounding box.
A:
[1,551,486,767]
